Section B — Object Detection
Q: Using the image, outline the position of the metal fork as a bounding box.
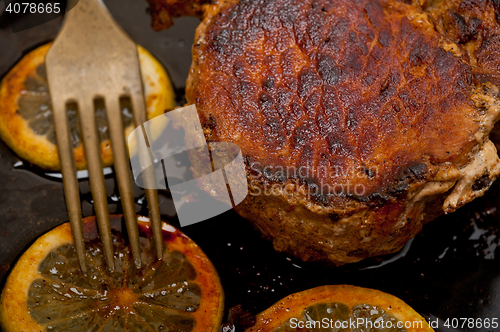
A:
[45,0,163,272]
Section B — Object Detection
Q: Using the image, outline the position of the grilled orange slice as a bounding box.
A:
[0,43,175,170]
[0,215,224,332]
[247,285,433,332]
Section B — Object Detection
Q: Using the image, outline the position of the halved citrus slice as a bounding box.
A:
[247,285,433,332]
[0,43,175,170]
[0,215,223,332]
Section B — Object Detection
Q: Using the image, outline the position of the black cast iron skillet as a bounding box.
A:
[0,1,499,331]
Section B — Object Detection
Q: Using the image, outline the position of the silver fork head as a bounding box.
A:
[45,0,162,271]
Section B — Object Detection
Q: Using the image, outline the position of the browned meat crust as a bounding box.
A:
[149,0,500,264]
[146,0,212,31]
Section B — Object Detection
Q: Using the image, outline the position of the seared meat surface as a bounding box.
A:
[148,0,500,264]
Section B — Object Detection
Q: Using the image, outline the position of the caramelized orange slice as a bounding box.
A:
[0,215,224,331]
[0,43,175,170]
[247,285,433,332]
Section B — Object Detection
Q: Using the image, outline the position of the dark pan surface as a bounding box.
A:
[0,1,499,331]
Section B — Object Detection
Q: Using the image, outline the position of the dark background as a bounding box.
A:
[0,1,499,331]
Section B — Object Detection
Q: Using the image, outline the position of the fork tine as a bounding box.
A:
[52,101,87,274]
[79,98,115,271]
[145,185,163,259]
[130,93,164,259]
[106,96,142,268]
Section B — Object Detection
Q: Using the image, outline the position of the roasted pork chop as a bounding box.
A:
[147,0,500,265]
